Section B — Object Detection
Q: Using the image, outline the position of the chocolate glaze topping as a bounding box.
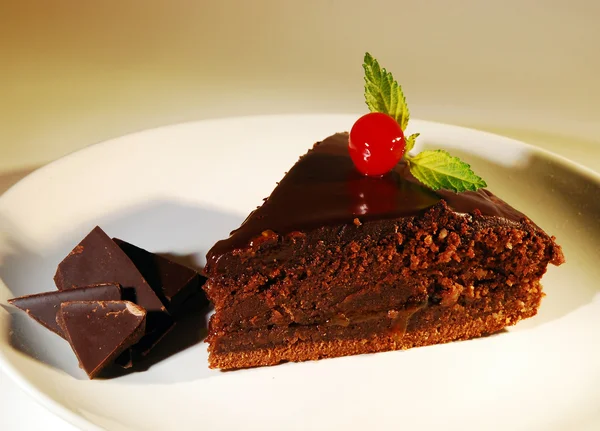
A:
[207,133,526,266]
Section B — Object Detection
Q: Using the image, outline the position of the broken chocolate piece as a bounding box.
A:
[53,226,173,354]
[113,238,205,316]
[8,283,121,338]
[57,300,146,379]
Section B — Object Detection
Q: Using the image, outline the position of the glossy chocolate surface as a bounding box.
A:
[57,300,146,378]
[207,133,526,266]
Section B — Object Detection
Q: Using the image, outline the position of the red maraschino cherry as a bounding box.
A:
[348,112,406,176]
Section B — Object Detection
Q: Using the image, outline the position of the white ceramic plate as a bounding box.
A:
[0,115,599,431]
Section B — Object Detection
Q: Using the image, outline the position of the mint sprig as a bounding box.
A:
[405,133,419,153]
[407,150,487,192]
[363,52,410,131]
[363,52,487,193]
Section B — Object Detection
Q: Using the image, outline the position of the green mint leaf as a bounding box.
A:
[407,150,487,192]
[363,52,410,130]
[405,133,419,153]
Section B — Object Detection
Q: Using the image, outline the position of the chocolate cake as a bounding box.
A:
[203,133,564,370]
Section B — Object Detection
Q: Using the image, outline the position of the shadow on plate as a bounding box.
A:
[100,300,215,379]
[0,200,243,379]
[156,252,206,275]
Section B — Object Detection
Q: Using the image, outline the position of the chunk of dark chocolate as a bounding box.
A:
[113,238,205,316]
[53,226,173,354]
[8,283,121,338]
[57,300,146,379]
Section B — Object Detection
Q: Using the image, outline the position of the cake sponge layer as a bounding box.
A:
[205,203,562,336]
[208,280,543,369]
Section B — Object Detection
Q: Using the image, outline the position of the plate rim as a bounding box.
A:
[1,113,599,431]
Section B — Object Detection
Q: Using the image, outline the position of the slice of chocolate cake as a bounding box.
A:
[203,133,564,370]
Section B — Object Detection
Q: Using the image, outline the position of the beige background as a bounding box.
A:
[0,2,599,428]
[2,0,600,190]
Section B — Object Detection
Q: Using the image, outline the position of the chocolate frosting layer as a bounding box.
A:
[207,133,526,265]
